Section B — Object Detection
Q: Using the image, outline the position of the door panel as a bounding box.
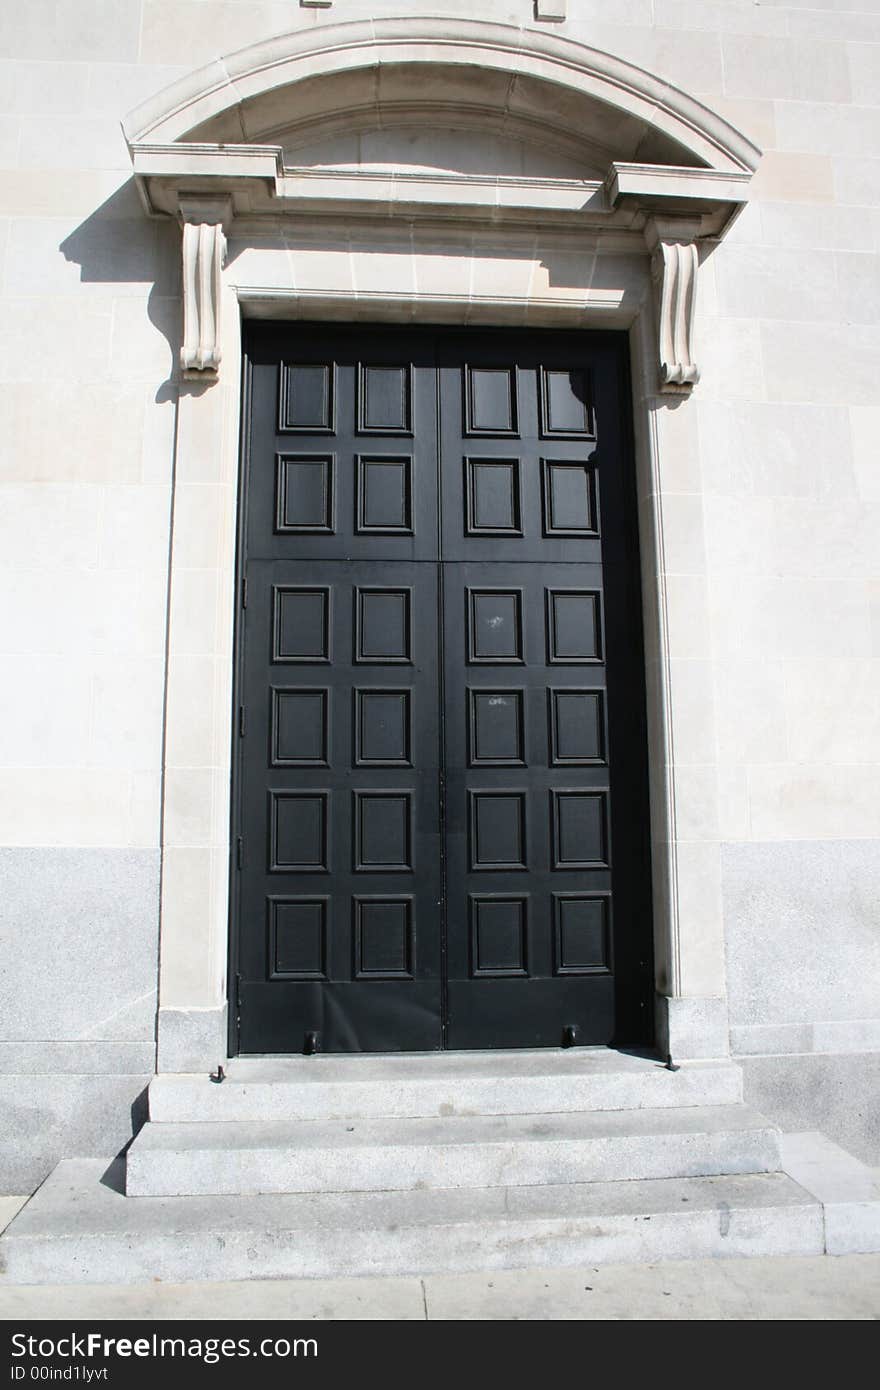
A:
[233,324,652,1053]
[237,328,442,1053]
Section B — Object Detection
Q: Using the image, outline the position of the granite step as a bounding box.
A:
[147,1053,743,1124]
[125,1104,781,1197]
[0,1158,823,1285]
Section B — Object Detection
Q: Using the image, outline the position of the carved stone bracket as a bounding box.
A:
[178,196,231,375]
[644,216,702,394]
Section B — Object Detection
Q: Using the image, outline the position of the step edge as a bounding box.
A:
[130,1104,778,1150]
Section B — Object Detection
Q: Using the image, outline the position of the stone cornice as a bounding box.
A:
[132,144,749,239]
[124,20,760,387]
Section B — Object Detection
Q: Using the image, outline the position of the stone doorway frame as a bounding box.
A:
[122,17,760,1073]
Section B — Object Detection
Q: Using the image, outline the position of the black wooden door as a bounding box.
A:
[233,325,652,1053]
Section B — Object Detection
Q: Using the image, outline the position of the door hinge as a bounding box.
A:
[241,576,248,609]
[236,835,243,869]
[238,705,246,737]
[235,972,242,1044]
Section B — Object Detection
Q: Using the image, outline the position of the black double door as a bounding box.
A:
[233,325,653,1053]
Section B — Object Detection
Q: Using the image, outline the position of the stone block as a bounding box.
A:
[18,116,129,172]
[86,657,166,772]
[0,60,89,116]
[657,995,730,1060]
[697,400,854,500]
[97,485,171,573]
[837,252,880,327]
[714,246,839,322]
[0,1042,155,1075]
[847,42,880,106]
[0,655,91,768]
[156,1006,228,1074]
[833,156,880,209]
[139,3,298,68]
[745,1060,880,1167]
[750,153,835,205]
[712,658,789,764]
[0,2,142,63]
[763,321,880,407]
[0,848,159,1041]
[759,203,876,254]
[721,33,851,102]
[0,383,146,481]
[747,767,880,841]
[774,102,880,159]
[667,661,717,764]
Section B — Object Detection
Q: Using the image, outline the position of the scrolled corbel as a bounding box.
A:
[644,216,702,394]
[178,196,232,376]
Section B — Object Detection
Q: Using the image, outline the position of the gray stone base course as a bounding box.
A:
[125,1105,781,1198]
[0,1160,825,1285]
[740,1052,880,1166]
[0,1075,151,1195]
[148,1053,744,1123]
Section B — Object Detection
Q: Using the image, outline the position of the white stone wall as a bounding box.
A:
[0,0,878,1183]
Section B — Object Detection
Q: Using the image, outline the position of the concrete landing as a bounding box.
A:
[0,1159,822,1285]
[147,1053,743,1123]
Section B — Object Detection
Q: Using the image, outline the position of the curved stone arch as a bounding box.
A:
[123,17,759,175]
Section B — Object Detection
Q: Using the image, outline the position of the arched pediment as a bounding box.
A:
[123,17,759,175]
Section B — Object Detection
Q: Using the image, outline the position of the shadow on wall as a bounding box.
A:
[56,175,654,400]
[59,178,184,405]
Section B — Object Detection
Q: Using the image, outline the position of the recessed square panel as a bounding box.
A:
[278,363,335,433]
[546,589,602,664]
[464,458,522,536]
[270,792,329,872]
[355,588,412,664]
[272,688,329,766]
[355,689,412,766]
[541,460,598,537]
[467,589,524,664]
[553,894,611,975]
[354,897,414,978]
[273,587,330,663]
[356,456,413,534]
[464,365,518,436]
[551,790,609,869]
[269,897,328,979]
[469,791,527,871]
[549,689,606,765]
[354,792,413,872]
[470,896,528,977]
[539,366,595,438]
[468,689,525,766]
[275,454,334,533]
[357,364,412,434]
